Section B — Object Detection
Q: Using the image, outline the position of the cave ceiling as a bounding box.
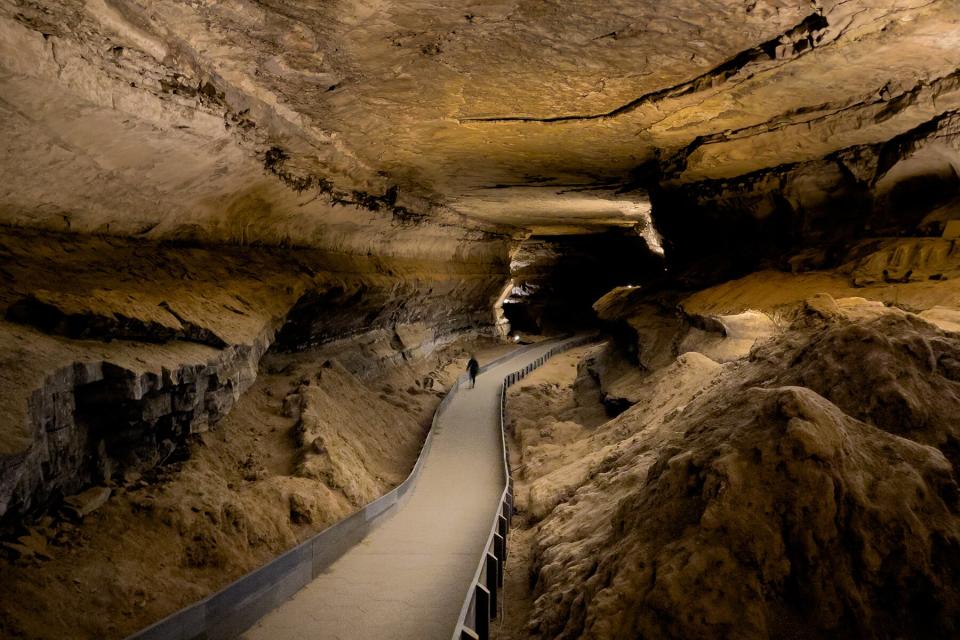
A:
[1,0,959,241]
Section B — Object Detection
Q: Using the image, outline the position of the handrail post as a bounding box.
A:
[475,583,491,640]
[497,515,508,561]
[485,552,499,618]
[493,532,506,582]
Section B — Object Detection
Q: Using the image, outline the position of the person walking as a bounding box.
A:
[466,355,480,389]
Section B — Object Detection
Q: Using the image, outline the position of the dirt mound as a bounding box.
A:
[544,385,960,639]
[765,310,960,466]
[512,304,960,640]
[290,360,423,504]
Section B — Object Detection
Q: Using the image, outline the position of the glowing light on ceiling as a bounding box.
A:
[621,200,665,256]
[638,222,665,256]
[454,187,660,232]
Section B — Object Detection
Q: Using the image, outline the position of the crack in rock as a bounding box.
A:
[458,11,833,124]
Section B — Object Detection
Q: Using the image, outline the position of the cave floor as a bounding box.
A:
[243,339,564,640]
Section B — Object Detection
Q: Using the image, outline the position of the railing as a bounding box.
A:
[126,342,558,640]
[452,334,597,640]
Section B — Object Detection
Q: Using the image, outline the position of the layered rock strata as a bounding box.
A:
[3,2,960,232]
[0,228,510,520]
[653,113,960,284]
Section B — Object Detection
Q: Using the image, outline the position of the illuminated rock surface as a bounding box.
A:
[2,1,959,237]
[1,0,960,638]
[505,300,960,639]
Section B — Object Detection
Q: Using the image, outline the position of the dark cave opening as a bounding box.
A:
[502,230,664,335]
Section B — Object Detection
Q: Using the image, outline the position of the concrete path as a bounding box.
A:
[243,340,562,640]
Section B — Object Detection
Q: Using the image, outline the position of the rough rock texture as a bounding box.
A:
[288,359,429,504]
[3,1,960,638]
[0,334,511,640]
[506,298,960,640]
[593,237,960,376]
[593,287,780,374]
[2,0,960,238]
[654,114,960,284]
[0,228,509,521]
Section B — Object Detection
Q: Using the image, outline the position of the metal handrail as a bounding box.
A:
[452,334,597,640]
[126,341,559,640]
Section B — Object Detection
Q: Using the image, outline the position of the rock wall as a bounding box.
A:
[652,111,960,285]
[3,328,271,524]
[0,228,510,520]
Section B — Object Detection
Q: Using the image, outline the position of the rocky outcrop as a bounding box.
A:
[1,324,271,519]
[592,235,960,387]
[760,307,960,469]
[514,301,960,640]
[592,286,777,374]
[653,112,960,285]
[6,290,229,347]
[847,238,960,286]
[0,228,510,521]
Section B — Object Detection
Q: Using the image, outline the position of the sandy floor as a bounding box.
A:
[0,336,511,640]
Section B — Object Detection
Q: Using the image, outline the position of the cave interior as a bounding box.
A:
[2,1,960,639]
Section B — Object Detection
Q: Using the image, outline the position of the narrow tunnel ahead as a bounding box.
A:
[502,230,664,335]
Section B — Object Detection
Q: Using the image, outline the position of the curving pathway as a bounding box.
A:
[242,339,564,640]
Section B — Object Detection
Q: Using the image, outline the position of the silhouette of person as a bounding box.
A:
[467,355,480,389]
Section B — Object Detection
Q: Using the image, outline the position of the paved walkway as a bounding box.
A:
[243,340,563,640]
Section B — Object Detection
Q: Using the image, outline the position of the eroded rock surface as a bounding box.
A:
[0,228,509,521]
[3,1,960,639]
[2,1,959,237]
[507,300,960,640]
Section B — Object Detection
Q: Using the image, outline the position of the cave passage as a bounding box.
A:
[502,229,665,335]
[3,2,960,640]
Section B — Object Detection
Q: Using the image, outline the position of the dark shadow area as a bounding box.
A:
[502,230,663,334]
